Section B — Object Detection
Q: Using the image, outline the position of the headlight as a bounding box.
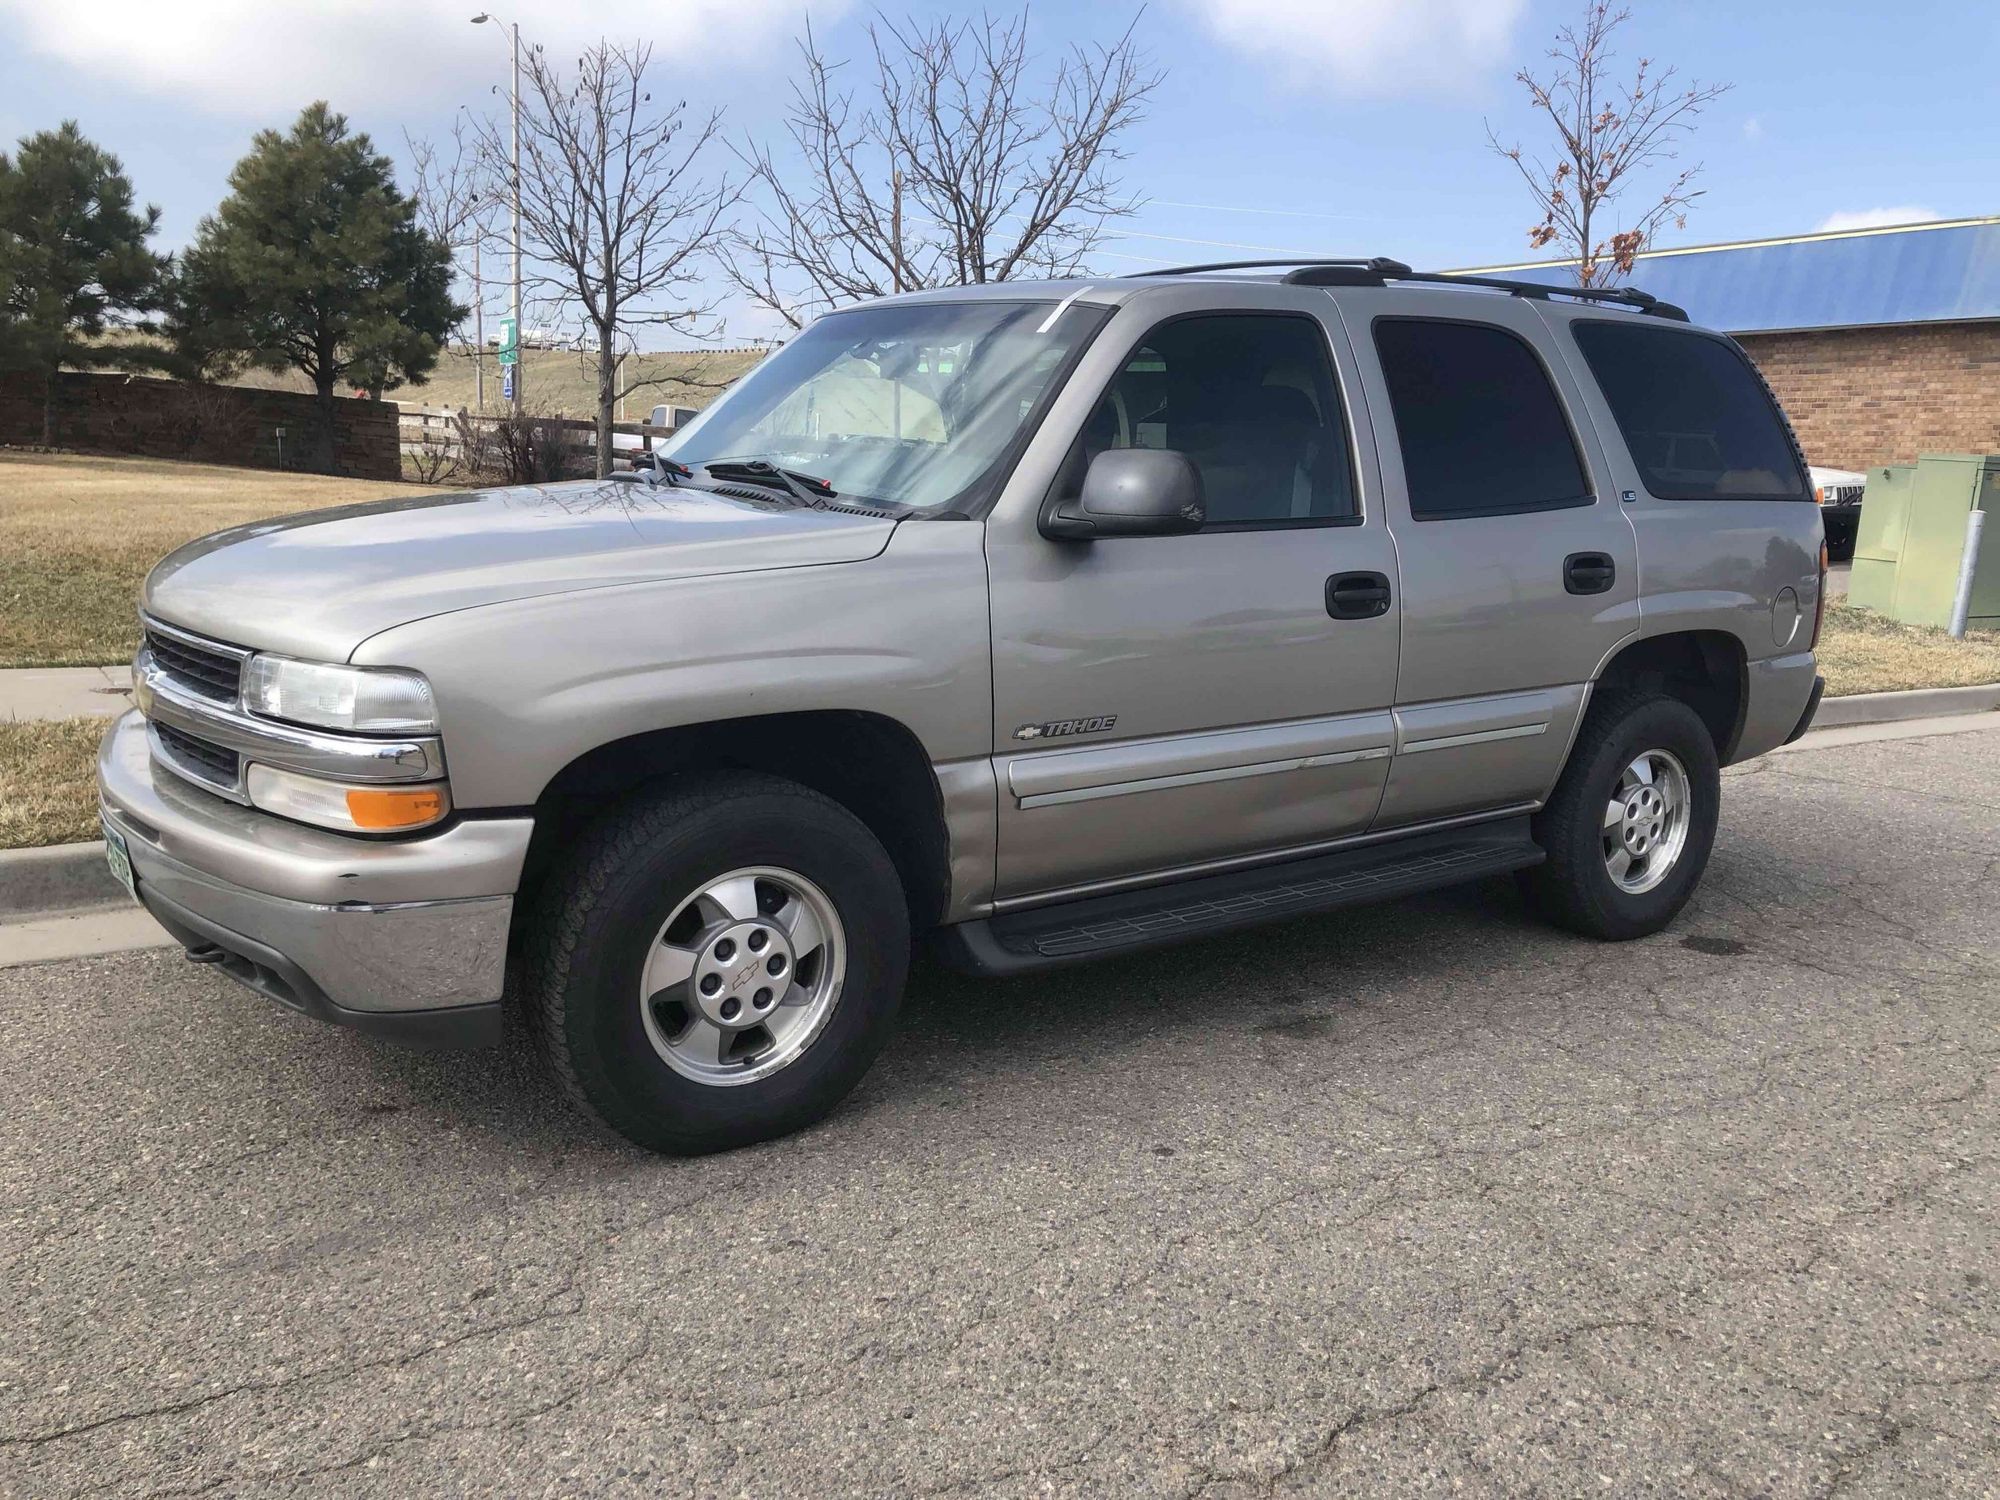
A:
[241,655,437,733]
[246,764,451,833]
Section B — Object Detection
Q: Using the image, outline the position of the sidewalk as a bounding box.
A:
[0,665,132,721]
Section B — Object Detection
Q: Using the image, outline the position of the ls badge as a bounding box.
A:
[1014,715,1117,742]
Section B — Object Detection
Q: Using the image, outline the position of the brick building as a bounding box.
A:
[1462,215,2000,472]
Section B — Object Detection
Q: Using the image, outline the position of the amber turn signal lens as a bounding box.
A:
[345,786,449,830]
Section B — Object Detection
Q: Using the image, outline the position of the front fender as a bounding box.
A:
[350,522,993,810]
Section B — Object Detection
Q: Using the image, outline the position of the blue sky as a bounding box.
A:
[2,0,1994,344]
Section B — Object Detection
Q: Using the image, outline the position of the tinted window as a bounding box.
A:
[1373,318,1592,520]
[1065,314,1357,527]
[1572,322,1809,500]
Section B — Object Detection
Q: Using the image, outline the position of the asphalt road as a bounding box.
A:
[3,728,1996,1498]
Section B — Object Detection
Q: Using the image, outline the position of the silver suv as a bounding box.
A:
[99,258,1827,1152]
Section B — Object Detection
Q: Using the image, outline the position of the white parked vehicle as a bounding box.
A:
[1809,465,1866,560]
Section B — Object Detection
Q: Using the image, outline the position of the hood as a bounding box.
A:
[143,478,899,660]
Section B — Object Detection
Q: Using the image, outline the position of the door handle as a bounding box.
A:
[1564,552,1616,595]
[1326,571,1392,620]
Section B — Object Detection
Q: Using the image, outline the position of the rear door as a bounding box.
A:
[1330,291,1639,828]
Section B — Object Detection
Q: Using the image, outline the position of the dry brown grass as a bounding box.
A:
[0,716,104,849]
[102,333,763,421]
[0,451,416,667]
[1817,604,2000,697]
[379,346,762,418]
[84,332,756,420]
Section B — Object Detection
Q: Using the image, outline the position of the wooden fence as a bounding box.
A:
[397,405,678,462]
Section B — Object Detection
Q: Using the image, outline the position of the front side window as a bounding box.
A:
[1061,313,1358,527]
[1373,318,1593,521]
[663,299,1106,513]
[1571,321,1810,501]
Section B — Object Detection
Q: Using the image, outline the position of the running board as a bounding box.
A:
[935,818,1543,977]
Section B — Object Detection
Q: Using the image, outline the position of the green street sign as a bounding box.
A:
[497,316,519,368]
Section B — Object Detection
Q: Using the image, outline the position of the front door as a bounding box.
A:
[1329,293,1640,829]
[986,305,1402,900]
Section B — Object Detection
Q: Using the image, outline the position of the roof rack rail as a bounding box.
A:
[1400,270,1689,322]
[1123,257,1688,321]
[1128,257,1414,279]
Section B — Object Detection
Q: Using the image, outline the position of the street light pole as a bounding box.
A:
[472,232,484,412]
[508,19,522,413]
[471,12,524,413]
[452,104,486,414]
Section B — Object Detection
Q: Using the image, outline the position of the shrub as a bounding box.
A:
[459,406,587,485]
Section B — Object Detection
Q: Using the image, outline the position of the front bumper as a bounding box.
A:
[97,711,533,1048]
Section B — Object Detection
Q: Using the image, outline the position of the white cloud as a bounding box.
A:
[1742,114,1764,140]
[1816,207,1942,233]
[1185,0,1527,95]
[0,0,828,116]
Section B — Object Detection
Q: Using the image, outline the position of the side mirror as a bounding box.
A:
[1041,448,1206,541]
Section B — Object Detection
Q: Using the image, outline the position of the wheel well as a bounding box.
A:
[516,711,952,933]
[1594,631,1747,761]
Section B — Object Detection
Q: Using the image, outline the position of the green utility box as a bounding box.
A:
[1846,453,2000,630]
[1848,462,1913,613]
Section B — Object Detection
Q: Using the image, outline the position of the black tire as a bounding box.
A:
[1526,692,1720,941]
[523,772,910,1154]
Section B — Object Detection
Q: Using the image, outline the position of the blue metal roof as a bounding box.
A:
[1458,216,2000,334]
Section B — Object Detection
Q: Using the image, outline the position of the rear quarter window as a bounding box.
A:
[1571,321,1810,501]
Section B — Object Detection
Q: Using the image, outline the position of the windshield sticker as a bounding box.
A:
[1035,286,1095,334]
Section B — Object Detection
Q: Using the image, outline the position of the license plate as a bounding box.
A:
[102,819,138,904]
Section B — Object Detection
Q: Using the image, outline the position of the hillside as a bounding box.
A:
[88,334,764,420]
[371,346,766,417]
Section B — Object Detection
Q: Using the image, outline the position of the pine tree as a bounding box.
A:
[0,122,167,445]
[173,103,461,471]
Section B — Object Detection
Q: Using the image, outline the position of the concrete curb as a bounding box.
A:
[2,679,1996,928]
[0,840,124,920]
[1815,681,2000,729]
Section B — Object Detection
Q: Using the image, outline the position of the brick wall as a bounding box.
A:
[0,370,400,481]
[1736,321,2000,472]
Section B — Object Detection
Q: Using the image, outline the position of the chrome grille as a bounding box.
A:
[143,622,245,704]
[153,721,242,792]
[1826,482,1864,506]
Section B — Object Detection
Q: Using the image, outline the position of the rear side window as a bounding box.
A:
[1572,322,1809,501]
[1373,318,1593,520]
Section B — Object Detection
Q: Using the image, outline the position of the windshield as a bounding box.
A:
[661,298,1107,513]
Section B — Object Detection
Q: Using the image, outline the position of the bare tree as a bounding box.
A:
[407,116,498,406]
[1488,2,1730,286]
[471,39,735,476]
[407,116,488,265]
[731,9,1160,329]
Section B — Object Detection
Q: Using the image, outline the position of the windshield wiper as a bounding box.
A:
[686,457,913,518]
[623,452,693,487]
[699,459,838,508]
